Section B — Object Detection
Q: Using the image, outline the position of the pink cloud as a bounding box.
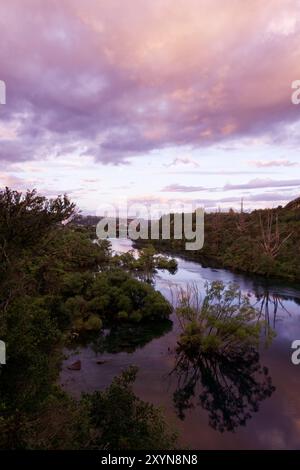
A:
[0,0,300,165]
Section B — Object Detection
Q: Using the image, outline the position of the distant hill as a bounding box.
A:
[73,214,135,228]
[73,214,101,226]
[284,197,300,211]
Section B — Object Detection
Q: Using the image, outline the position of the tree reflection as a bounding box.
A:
[253,288,291,337]
[69,318,173,354]
[99,319,173,353]
[171,281,276,432]
[172,346,275,432]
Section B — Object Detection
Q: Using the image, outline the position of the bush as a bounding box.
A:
[83,367,178,450]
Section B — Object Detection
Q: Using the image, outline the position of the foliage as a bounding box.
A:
[0,368,177,450]
[83,366,178,450]
[143,204,300,282]
[0,188,175,449]
[114,245,177,282]
[175,281,271,356]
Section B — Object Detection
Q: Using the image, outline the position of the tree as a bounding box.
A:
[83,366,177,450]
[174,281,268,355]
[171,281,275,431]
[259,210,293,260]
[0,188,75,261]
[116,245,177,283]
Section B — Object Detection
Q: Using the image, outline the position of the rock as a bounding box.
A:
[67,360,81,371]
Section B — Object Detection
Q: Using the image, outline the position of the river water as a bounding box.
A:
[60,238,300,449]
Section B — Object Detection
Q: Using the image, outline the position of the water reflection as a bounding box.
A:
[255,293,289,341]
[172,346,275,433]
[68,319,173,354]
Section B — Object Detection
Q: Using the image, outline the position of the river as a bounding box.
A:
[60,238,300,449]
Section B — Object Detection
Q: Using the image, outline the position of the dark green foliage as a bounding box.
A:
[83,366,177,450]
[0,188,175,449]
[62,269,172,327]
[1,368,177,450]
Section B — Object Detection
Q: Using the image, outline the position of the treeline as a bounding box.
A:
[138,202,300,283]
[0,188,177,449]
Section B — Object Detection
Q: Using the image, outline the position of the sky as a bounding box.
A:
[0,0,300,214]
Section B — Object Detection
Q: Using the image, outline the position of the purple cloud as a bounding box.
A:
[0,0,300,166]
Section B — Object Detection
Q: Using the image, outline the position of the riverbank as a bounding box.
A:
[133,237,300,286]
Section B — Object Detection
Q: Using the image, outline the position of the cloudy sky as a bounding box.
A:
[0,0,300,214]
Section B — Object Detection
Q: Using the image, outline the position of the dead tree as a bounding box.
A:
[259,210,293,259]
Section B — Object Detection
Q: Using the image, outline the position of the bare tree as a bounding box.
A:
[259,210,293,259]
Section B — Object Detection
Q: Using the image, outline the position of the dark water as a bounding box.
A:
[60,239,300,449]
